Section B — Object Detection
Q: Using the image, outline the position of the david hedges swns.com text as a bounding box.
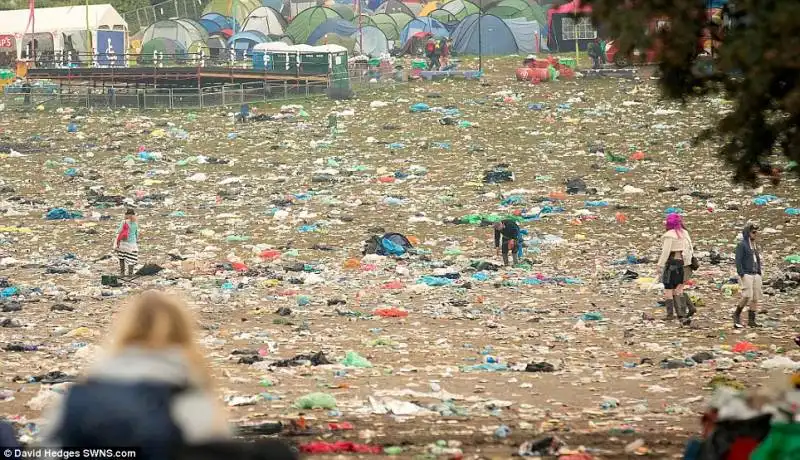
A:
[3,449,137,459]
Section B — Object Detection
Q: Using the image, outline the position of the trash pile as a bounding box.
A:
[1,58,799,457]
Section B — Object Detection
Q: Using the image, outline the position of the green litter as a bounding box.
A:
[709,375,746,390]
[784,254,800,264]
[444,248,463,256]
[259,378,273,387]
[606,152,628,163]
[383,446,403,455]
[340,351,373,368]
[581,312,604,321]
[294,392,337,410]
[169,210,186,217]
[283,249,299,257]
[225,235,249,242]
[458,213,521,225]
[369,338,398,348]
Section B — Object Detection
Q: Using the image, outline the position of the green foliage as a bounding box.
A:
[585,0,800,184]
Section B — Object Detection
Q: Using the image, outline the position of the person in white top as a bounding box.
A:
[655,213,694,325]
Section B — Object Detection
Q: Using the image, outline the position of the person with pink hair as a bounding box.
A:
[656,213,694,325]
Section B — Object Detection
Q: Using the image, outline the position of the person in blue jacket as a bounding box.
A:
[493,220,522,266]
[734,222,763,328]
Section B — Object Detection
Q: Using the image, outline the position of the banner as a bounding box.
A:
[97,30,125,67]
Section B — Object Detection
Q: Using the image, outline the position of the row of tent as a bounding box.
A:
[133,0,590,60]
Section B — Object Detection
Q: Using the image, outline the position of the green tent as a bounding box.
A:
[139,38,187,65]
[330,5,355,21]
[203,0,263,27]
[440,0,479,21]
[429,9,458,25]
[286,7,343,44]
[313,33,356,52]
[487,0,545,25]
[358,12,412,41]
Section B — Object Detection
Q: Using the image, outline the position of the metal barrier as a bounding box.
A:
[1,68,405,111]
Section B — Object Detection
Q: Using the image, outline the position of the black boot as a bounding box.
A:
[127,265,135,277]
[119,259,126,276]
[748,310,762,328]
[674,295,687,319]
[684,293,697,318]
[663,299,675,320]
[733,307,745,329]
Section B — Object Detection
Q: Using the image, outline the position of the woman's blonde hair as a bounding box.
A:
[108,290,213,389]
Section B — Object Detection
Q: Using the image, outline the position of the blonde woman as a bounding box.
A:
[40,291,231,453]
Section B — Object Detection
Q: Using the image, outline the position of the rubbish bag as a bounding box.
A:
[294,392,337,410]
[364,233,413,256]
[340,351,372,368]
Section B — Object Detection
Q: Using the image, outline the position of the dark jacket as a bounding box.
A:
[735,230,762,277]
[494,220,521,247]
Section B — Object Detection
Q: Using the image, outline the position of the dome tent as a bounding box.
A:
[203,0,262,26]
[451,14,519,55]
[285,7,343,44]
[357,12,412,41]
[375,0,414,17]
[241,6,287,36]
[440,0,479,20]
[306,19,389,56]
[141,20,205,49]
[228,30,270,52]
[488,0,545,26]
[400,17,449,45]
[207,33,228,58]
[199,13,232,34]
[429,9,458,25]
[354,25,390,56]
[139,38,187,64]
[329,4,355,21]
[175,19,209,41]
[418,1,439,16]
[307,18,356,45]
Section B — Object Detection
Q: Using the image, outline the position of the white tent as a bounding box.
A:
[241,7,287,36]
[0,4,127,59]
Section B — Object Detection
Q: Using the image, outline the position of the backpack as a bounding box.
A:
[56,380,188,460]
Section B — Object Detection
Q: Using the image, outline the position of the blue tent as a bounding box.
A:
[400,17,449,45]
[307,18,357,45]
[451,14,519,55]
[228,30,270,51]
[368,0,385,11]
[199,13,232,34]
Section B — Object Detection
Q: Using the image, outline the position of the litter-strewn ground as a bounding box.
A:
[1,59,799,458]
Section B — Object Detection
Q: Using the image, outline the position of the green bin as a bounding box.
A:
[559,58,577,69]
[411,59,427,70]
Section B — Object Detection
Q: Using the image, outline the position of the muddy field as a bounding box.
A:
[1,58,799,458]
